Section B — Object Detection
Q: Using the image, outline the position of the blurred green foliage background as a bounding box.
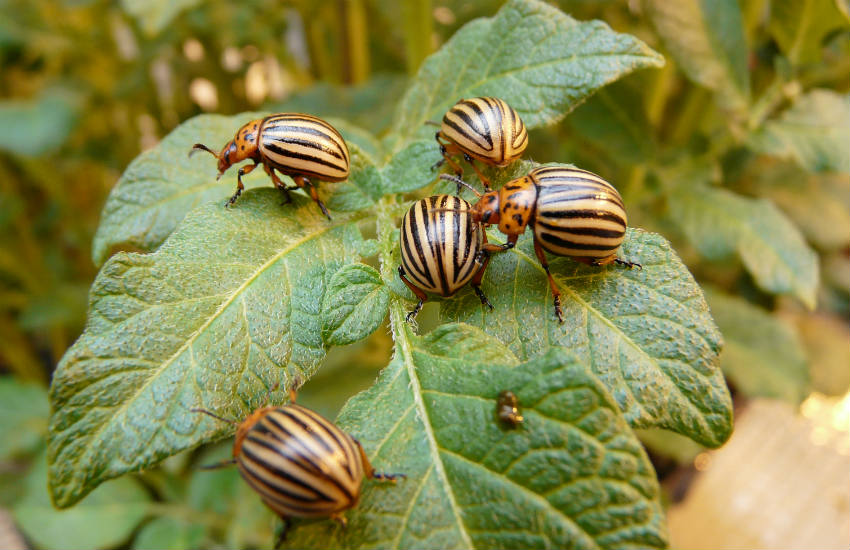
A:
[0,0,847,548]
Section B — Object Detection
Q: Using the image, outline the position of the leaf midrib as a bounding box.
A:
[62,212,372,477]
[502,233,718,430]
[390,303,474,549]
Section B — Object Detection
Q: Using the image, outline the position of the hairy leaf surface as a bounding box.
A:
[50,191,369,507]
[440,228,731,447]
[285,324,667,549]
[322,263,390,346]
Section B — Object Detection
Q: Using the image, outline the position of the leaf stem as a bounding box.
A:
[402,0,433,74]
[339,0,370,84]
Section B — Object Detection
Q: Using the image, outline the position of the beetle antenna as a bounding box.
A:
[424,120,441,127]
[189,143,219,159]
[439,174,481,198]
[259,382,281,408]
[192,408,239,425]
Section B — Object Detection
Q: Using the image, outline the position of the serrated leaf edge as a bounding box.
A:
[51,210,371,506]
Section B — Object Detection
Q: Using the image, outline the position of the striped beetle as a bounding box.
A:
[398,195,494,322]
[496,390,524,427]
[434,97,528,191]
[190,113,350,220]
[442,165,639,323]
[193,386,402,543]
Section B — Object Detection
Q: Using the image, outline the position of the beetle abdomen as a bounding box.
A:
[441,97,528,165]
[531,166,627,260]
[259,114,350,181]
[236,404,364,518]
[400,195,483,297]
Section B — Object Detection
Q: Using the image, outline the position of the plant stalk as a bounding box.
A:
[402,0,433,75]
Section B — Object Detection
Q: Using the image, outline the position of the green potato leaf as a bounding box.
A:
[0,377,49,459]
[644,0,750,111]
[749,89,850,174]
[322,263,390,346]
[440,227,731,448]
[14,449,150,550]
[285,323,667,549]
[50,191,370,508]
[668,184,819,309]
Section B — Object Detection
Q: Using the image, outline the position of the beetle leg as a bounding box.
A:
[330,514,348,529]
[533,236,565,324]
[470,233,494,311]
[264,165,293,204]
[398,265,426,322]
[273,518,291,549]
[353,438,406,483]
[431,132,446,171]
[292,175,332,221]
[464,154,492,191]
[434,133,467,193]
[614,257,642,270]
[478,233,517,261]
[228,162,258,207]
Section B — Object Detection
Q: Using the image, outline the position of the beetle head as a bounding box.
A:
[216,141,238,176]
[189,141,236,179]
[471,191,500,225]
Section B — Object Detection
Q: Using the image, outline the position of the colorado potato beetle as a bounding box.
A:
[398,195,494,322]
[434,97,528,191]
[190,113,350,220]
[496,390,524,427]
[442,165,639,323]
[192,386,402,543]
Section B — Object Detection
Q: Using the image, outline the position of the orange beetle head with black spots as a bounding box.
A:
[470,176,537,236]
[190,118,262,178]
[470,190,501,226]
